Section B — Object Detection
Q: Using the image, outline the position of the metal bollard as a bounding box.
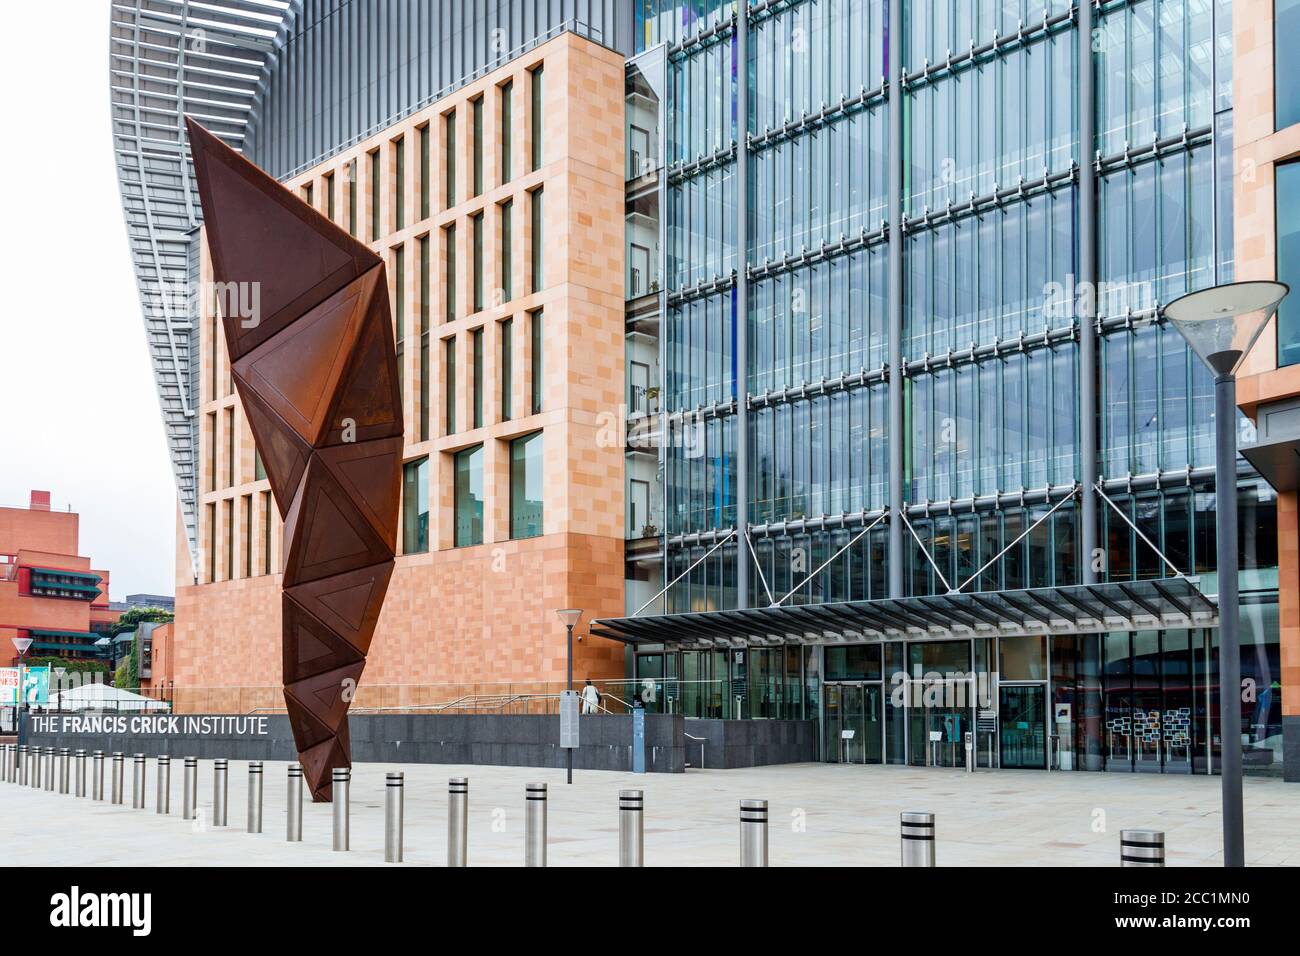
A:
[619,789,644,867]
[448,777,468,867]
[182,757,197,820]
[75,749,86,797]
[156,755,170,814]
[31,746,42,789]
[286,764,303,841]
[1120,829,1166,867]
[111,752,124,804]
[132,754,146,808]
[0,744,7,783]
[524,783,547,867]
[20,745,29,786]
[739,799,769,867]
[247,761,263,833]
[92,751,104,800]
[332,767,350,851]
[43,747,55,791]
[213,758,228,826]
[965,731,974,772]
[58,748,70,794]
[385,772,404,862]
[901,811,936,867]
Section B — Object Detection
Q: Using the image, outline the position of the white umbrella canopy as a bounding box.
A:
[47,683,169,712]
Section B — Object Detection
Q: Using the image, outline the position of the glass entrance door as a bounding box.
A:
[823,683,883,763]
[999,685,1047,769]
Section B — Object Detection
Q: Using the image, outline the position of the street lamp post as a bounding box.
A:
[554,608,583,785]
[11,637,33,736]
[1166,280,1289,869]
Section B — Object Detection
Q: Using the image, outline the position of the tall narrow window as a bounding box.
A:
[369,149,381,240]
[324,172,335,221]
[418,124,430,220]
[1278,160,1300,366]
[224,498,234,581]
[444,224,457,322]
[225,407,235,487]
[394,245,405,401]
[419,235,431,441]
[531,308,544,414]
[254,449,265,481]
[207,412,217,492]
[444,110,457,208]
[500,317,514,421]
[530,64,544,171]
[206,502,216,583]
[530,188,544,293]
[500,200,513,302]
[302,182,313,207]
[444,337,457,434]
[394,136,405,231]
[510,431,543,539]
[472,328,484,429]
[472,212,484,312]
[472,96,483,197]
[261,490,271,574]
[347,160,357,236]
[500,80,513,183]
[242,494,253,577]
[1278,0,1300,131]
[454,445,485,547]
[402,457,430,554]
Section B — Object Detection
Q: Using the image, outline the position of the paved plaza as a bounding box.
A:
[3,760,1297,866]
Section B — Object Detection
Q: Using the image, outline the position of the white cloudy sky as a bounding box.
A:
[0,7,177,598]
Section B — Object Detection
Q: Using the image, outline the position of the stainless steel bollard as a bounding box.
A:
[156,755,170,814]
[92,751,104,800]
[1,744,8,783]
[132,754,146,808]
[739,799,769,867]
[1120,829,1166,867]
[448,777,468,866]
[524,782,547,867]
[31,746,42,788]
[964,731,974,772]
[75,749,86,797]
[332,767,350,851]
[213,758,228,826]
[619,789,644,867]
[43,747,55,791]
[247,761,263,833]
[286,764,303,842]
[182,757,197,820]
[58,748,69,794]
[385,772,404,863]
[901,811,936,867]
[20,745,29,786]
[111,752,124,804]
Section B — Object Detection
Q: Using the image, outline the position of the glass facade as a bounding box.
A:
[637,1,1281,775]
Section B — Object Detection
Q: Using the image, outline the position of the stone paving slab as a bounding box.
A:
[2,760,1296,866]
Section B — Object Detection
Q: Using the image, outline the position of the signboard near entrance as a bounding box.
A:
[559,690,580,749]
[977,709,997,734]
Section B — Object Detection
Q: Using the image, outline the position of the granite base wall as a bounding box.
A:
[683,719,818,769]
[20,713,687,773]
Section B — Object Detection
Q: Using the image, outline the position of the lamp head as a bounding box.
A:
[11,637,32,656]
[1164,281,1289,376]
[554,608,583,628]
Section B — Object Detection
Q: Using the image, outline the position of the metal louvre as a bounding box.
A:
[111,0,293,580]
[589,577,1219,649]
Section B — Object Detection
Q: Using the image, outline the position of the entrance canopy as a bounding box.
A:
[590,578,1218,649]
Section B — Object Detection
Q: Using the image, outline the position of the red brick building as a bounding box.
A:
[0,490,118,665]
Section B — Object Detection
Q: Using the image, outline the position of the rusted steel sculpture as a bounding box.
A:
[186,118,402,801]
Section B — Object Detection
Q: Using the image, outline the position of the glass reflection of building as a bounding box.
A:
[626,0,1283,775]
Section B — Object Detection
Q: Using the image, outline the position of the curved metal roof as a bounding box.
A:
[109,0,294,579]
